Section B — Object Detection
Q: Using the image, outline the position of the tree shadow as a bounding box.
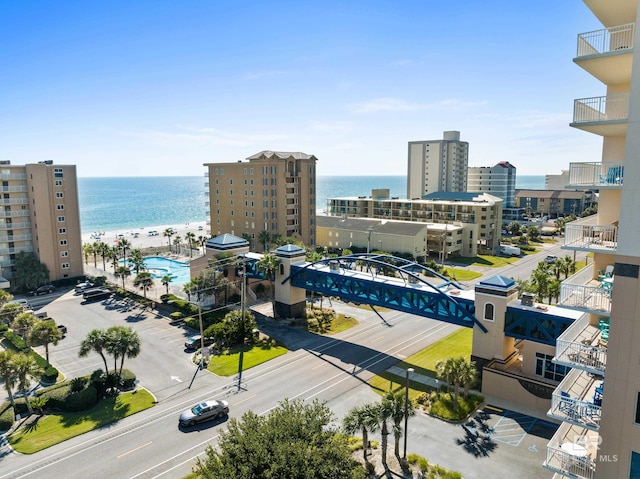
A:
[455,420,497,458]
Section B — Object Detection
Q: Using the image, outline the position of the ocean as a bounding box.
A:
[78,175,545,234]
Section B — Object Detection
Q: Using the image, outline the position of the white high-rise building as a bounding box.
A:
[467,161,517,207]
[407,131,468,199]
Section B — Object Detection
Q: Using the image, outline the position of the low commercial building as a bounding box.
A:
[514,189,592,218]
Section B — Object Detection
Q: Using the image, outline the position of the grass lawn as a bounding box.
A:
[444,268,482,282]
[8,389,155,454]
[369,328,472,400]
[207,342,288,376]
[327,314,359,334]
[452,255,518,267]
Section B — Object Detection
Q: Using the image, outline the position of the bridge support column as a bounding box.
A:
[274,244,307,318]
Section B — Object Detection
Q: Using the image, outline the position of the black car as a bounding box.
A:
[29,284,55,296]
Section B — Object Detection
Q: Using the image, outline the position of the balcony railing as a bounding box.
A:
[548,391,601,431]
[0,210,29,218]
[0,174,27,180]
[568,162,624,188]
[577,23,634,58]
[0,185,27,193]
[555,314,607,374]
[545,444,596,478]
[0,234,33,242]
[0,221,30,230]
[0,198,28,205]
[564,222,618,253]
[558,264,612,314]
[573,94,629,124]
[544,423,598,479]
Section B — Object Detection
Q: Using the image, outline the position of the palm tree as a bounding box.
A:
[163,228,174,252]
[161,275,173,295]
[563,255,576,278]
[114,265,131,290]
[128,248,146,275]
[109,245,120,270]
[532,263,551,303]
[79,329,110,375]
[185,232,196,258]
[459,360,478,398]
[12,312,38,348]
[106,326,141,378]
[342,403,380,461]
[117,237,132,264]
[0,350,17,408]
[173,235,182,255]
[386,391,415,458]
[91,241,100,267]
[133,272,154,299]
[377,395,394,465]
[548,278,561,305]
[30,320,62,366]
[12,353,43,415]
[198,235,208,254]
[0,289,12,308]
[96,241,110,270]
[1,302,26,325]
[82,243,95,264]
[257,230,271,252]
[436,357,466,412]
[256,252,281,317]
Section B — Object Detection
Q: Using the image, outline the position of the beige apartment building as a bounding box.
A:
[204,151,317,251]
[0,161,83,287]
[539,1,640,477]
[326,189,502,256]
[407,131,469,199]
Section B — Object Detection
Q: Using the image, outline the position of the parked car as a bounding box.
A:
[7,298,31,309]
[82,287,113,301]
[179,400,229,427]
[544,255,559,264]
[75,282,95,293]
[499,245,521,256]
[147,230,159,237]
[29,284,55,296]
[184,335,214,350]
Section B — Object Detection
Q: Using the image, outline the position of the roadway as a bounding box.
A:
[0,245,565,478]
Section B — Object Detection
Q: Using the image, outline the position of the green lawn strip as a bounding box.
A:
[368,328,472,399]
[326,315,358,334]
[443,268,482,282]
[8,389,155,454]
[207,343,288,376]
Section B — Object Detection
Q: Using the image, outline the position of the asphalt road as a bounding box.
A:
[0,245,565,478]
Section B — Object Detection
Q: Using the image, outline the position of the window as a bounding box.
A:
[243,168,247,174]
[54,168,64,178]
[56,204,64,210]
[56,192,63,198]
[249,168,253,174]
[635,392,640,425]
[61,251,68,257]
[57,216,65,222]
[55,180,63,186]
[535,353,568,381]
[483,303,494,321]
[61,262,69,269]
[58,228,66,234]
[60,240,67,246]
[631,451,640,479]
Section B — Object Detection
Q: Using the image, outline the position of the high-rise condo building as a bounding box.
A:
[541,2,640,477]
[204,151,317,251]
[0,161,83,287]
[467,161,517,207]
[407,131,468,199]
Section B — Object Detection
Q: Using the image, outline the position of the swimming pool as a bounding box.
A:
[122,256,191,284]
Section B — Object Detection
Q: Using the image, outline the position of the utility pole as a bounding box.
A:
[238,256,247,391]
[367,226,374,253]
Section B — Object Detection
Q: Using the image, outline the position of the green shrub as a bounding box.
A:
[70,377,88,392]
[407,453,420,465]
[118,369,136,389]
[40,383,72,410]
[3,331,28,352]
[42,365,59,383]
[0,403,14,432]
[169,311,184,321]
[0,323,8,335]
[417,456,429,473]
[65,384,98,412]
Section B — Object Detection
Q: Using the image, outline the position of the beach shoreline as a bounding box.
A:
[82,221,210,250]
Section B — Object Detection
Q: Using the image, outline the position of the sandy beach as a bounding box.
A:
[82,221,210,250]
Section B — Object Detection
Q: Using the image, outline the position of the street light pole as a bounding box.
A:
[403,367,414,459]
[237,256,247,391]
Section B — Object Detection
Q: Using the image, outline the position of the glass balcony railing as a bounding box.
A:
[568,162,624,188]
[544,423,598,479]
[564,222,618,253]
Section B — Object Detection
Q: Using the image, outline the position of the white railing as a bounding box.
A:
[0,198,28,205]
[545,444,595,478]
[549,391,601,429]
[564,223,618,252]
[0,185,27,192]
[568,162,624,187]
[0,174,27,180]
[577,23,634,57]
[558,264,612,313]
[556,337,607,374]
[0,234,33,242]
[0,221,30,230]
[573,94,629,124]
[0,210,30,218]
[0,246,34,254]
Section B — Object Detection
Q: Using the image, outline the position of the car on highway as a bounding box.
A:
[29,284,55,296]
[75,282,95,293]
[544,255,559,264]
[179,399,229,427]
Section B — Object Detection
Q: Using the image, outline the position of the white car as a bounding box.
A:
[75,282,95,293]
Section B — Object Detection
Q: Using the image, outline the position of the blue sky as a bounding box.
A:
[1,1,605,177]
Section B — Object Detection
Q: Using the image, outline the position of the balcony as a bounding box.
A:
[548,369,603,431]
[571,94,629,136]
[0,246,34,255]
[563,222,618,253]
[0,210,29,218]
[554,314,607,375]
[558,264,612,315]
[568,162,624,189]
[0,185,27,193]
[0,221,30,230]
[0,174,27,180]
[0,234,33,242]
[575,23,633,84]
[544,422,598,478]
[0,198,28,205]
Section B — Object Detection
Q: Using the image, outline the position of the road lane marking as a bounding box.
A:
[371,336,384,342]
[117,441,153,459]
[233,394,256,407]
